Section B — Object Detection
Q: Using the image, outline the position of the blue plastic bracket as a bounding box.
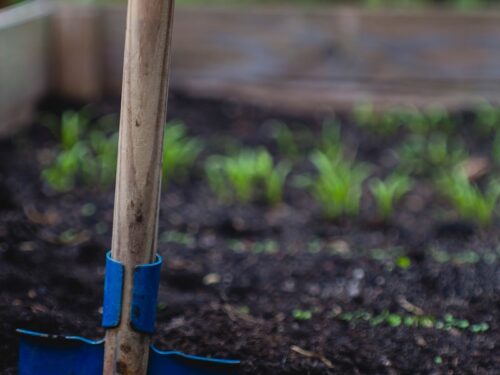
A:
[102,251,163,334]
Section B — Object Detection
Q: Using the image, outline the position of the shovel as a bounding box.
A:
[17,0,240,374]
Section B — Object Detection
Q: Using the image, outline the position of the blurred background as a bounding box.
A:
[3,0,500,133]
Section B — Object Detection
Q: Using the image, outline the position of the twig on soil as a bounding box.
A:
[397,296,424,316]
[223,304,260,325]
[23,204,60,226]
[290,345,334,369]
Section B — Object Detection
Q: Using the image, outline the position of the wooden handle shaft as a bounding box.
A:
[103,0,175,374]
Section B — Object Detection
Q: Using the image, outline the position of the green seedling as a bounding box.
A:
[319,121,344,159]
[251,239,279,254]
[337,309,489,333]
[368,247,411,270]
[437,169,500,227]
[470,322,490,333]
[353,102,401,136]
[43,110,91,150]
[395,255,412,269]
[160,230,196,247]
[227,240,246,253]
[41,109,118,191]
[434,356,443,365]
[424,105,454,134]
[206,148,290,205]
[475,102,500,134]
[226,239,279,254]
[353,102,375,129]
[41,143,89,192]
[81,203,97,217]
[85,130,119,187]
[269,121,300,159]
[429,247,494,265]
[293,309,312,321]
[369,174,413,221]
[310,150,371,219]
[162,121,203,185]
[396,133,467,176]
[266,161,292,204]
[42,115,201,192]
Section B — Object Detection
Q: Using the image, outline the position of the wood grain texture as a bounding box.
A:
[103,0,175,374]
[97,6,500,111]
[52,4,102,101]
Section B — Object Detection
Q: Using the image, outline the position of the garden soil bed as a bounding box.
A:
[0,93,499,374]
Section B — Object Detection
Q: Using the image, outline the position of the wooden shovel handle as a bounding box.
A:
[103,0,175,374]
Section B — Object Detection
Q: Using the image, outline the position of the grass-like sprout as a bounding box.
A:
[42,110,90,150]
[41,110,93,191]
[396,133,467,176]
[354,103,454,137]
[270,121,300,159]
[475,102,500,134]
[42,113,201,192]
[437,169,500,227]
[42,110,119,192]
[84,130,119,187]
[353,102,401,136]
[369,174,413,221]
[353,102,376,130]
[310,150,371,219]
[162,121,203,185]
[205,148,290,205]
[41,143,88,192]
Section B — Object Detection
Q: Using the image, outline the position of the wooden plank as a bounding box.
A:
[0,1,52,136]
[97,6,500,111]
[52,4,102,101]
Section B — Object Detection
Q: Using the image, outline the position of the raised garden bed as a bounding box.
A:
[0,93,499,374]
[4,2,500,138]
[0,0,52,137]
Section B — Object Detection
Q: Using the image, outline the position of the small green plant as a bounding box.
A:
[293,309,312,321]
[475,102,500,134]
[309,149,371,219]
[369,174,413,221]
[437,169,500,227]
[425,106,454,134]
[42,114,201,192]
[428,247,485,265]
[353,102,401,136]
[269,121,300,159]
[205,148,290,205]
[42,110,91,150]
[42,143,88,191]
[162,122,203,185]
[160,230,196,247]
[83,130,119,187]
[336,309,489,333]
[41,110,118,192]
[353,102,376,130]
[396,133,467,176]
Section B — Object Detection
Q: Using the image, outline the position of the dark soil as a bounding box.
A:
[0,93,498,374]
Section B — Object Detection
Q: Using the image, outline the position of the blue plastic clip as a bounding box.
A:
[102,251,163,334]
